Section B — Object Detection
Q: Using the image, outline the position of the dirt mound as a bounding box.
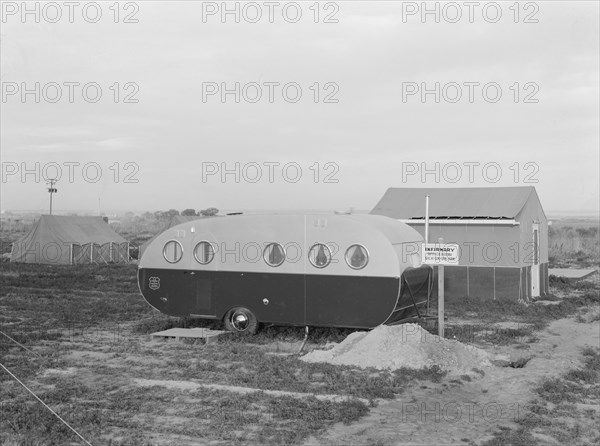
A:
[301,324,491,375]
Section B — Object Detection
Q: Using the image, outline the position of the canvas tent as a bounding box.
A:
[11,215,130,264]
[371,186,549,302]
[138,215,203,258]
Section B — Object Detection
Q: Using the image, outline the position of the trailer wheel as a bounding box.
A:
[224,307,258,335]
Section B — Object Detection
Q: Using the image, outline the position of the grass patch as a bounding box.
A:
[0,262,449,445]
[483,427,538,446]
[444,278,599,333]
[245,325,358,345]
[1,376,369,445]
[548,224,599,268]
[132,339,446,400]
[0,263,139,293]
[483,347,600,446]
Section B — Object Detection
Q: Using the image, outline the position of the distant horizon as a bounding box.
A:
[2,208,599,220]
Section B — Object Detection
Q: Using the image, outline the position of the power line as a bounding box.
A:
[0,362,93,445]
[0,333,93,446]
[0,330,41,358]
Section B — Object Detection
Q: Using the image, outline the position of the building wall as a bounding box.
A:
[429,265,545,302]
[516,190,549,294]
[516,190,549,264]
[401,189,548,269]
[376,188,549,301]
[409,223,525,267]
[410,191,549,300]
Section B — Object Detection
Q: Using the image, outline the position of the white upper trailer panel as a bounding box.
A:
[139,214,424,278]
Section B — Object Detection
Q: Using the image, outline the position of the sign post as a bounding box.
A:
[438,263,444,337]
[422,240,459,338]
[425,195,430,244]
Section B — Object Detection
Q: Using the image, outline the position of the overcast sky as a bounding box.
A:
[1,1,598,215]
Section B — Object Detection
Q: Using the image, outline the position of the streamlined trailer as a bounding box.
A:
[138,214,432,334]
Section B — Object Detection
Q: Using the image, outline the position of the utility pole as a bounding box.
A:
[47,179,58,215]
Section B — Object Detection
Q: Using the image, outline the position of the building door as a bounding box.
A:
[531,223,540,298]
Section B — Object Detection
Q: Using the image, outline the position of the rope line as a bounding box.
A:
[0,330,41,357]
[0,362,93,446]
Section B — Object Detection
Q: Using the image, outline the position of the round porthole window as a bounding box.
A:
[345,244,369,269]
[194,241,215,265]
[263,243,285,267]
[163,240,183,263]
[308,243,332,268]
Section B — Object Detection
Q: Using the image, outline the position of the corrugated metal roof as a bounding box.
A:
[370,187,536,219]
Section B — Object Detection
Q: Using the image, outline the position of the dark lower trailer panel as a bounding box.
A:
[138,268,410,329]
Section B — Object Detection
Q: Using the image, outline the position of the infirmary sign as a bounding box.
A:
[422,244,460,265]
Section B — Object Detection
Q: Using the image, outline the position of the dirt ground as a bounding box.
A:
[5,311,595,445]
[303,315,600,446]
[1,263,599,445]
